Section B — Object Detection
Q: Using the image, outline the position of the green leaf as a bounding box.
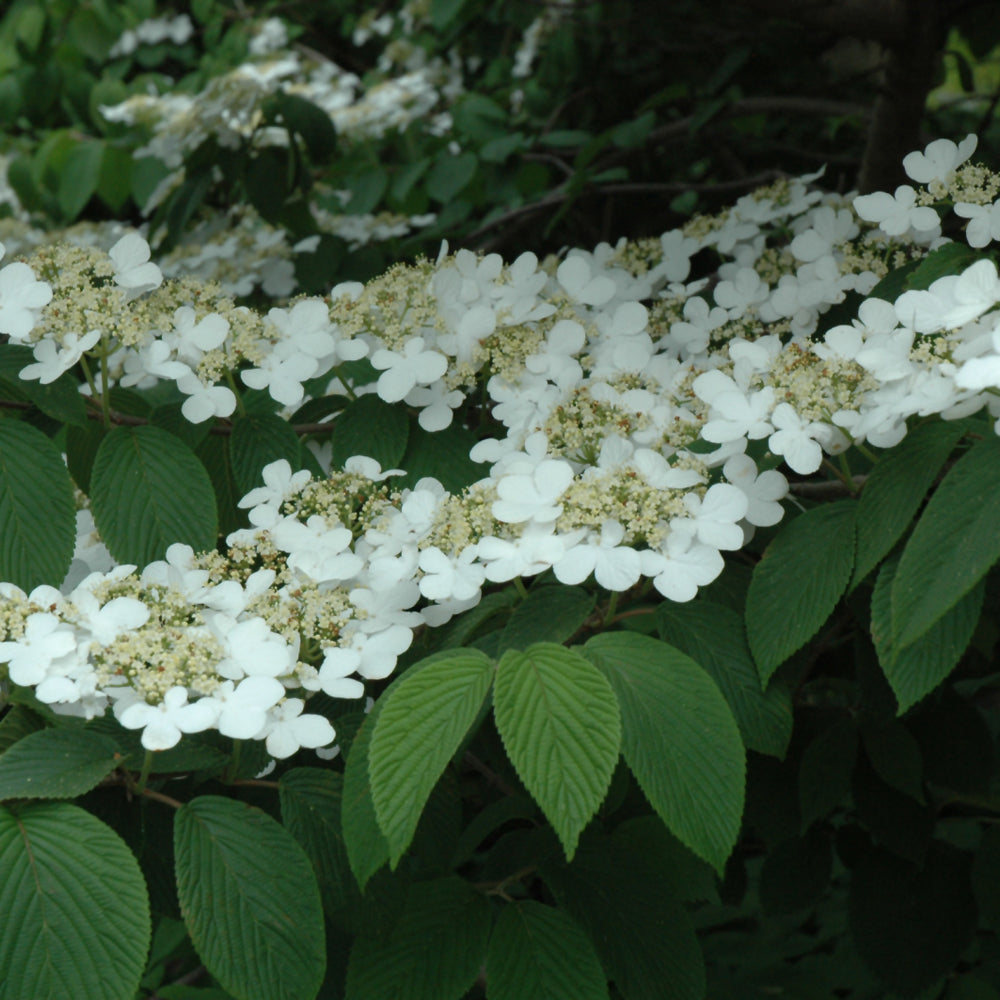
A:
[486,900,609,1000]
[430,0,468,31]
[174,796,326,1000]
[0,801,150,1000]
[274,93,337,161]
[279,768,363,929]
[891,436,1000,648]
[345,876,492,1000]
[0,419,76,590]
[583,632,744,873]
[90,425,218,565]
[426,151,478,203]
[331,395,409,472]
[0,705,44,755]
[798,718,857,830]
[494,643,621,859]
[150,401,212,451]
[0,343,88,427]
[872,555,983,712]
[853,421,969,586]
[195,434,243,537]
[746,500,857,683]
[368,650,494,865]
[394,421,488,494]
[341,712,391,890]
[500,585,595,652]
[903,242,983,291]
[229,412,303,497]
[849,841,976,995]
[58,139,104,219]
[657,601,792,757]
[759,827,832,914]
[541,830,705,1000]
[0,728,123,800]
[66,419,106,492]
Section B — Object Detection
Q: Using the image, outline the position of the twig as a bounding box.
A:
[789,475,868,497]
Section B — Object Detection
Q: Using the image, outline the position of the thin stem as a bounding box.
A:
[140,787,184,810]
[602,591,620,628]
[513,577,529,600]
[223,740,243,784]
[225,370,248,417]
[99,335,112,430]
[136,750,154,794]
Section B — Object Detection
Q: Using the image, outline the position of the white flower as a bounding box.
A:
[318,648,366,699]
[109,233,162,298]
[117,687,220,751]
[371,337,448,402]
[71,592,150,646]
[553,520,643,591]
[955,200,1000,249]
[723,454,788,527]
[20,331,101,384]
[238,459,312,510]
[642,530,725,602]
[0,612,77,687]
[177,371,237,422]
[262,699,336,759]
[418,546,485,602]
[678,483,749,550]
[492,459,575,524]
[212,677,286,739]
[214,616,296,679]
[768,403,828,474]
[902,134,977,184]
[853,186,940,236]
[0,261,52,341]
[556,256,616,307]
[240,342,318,407]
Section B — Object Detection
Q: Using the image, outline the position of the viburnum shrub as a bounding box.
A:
[4,133,1000,999]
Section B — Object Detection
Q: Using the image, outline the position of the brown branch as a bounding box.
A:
[790,475,868,498]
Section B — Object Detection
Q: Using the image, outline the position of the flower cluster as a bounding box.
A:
[4,133,1000,755]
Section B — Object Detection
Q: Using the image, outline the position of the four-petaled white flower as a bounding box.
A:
[109,232,163,298]
[371,337,448,403]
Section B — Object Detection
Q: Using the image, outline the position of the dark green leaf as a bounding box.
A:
[541,830,705,1000]
[0,728,123,800]
[426,152,478,202]
[58,139,104,219]
[759,827,833,914]
[658,601,793,757]
[798,717,858,830]
[0,419,76,590]
[369,650,494,864]
[891,436,1000,648]
[341,712,391,891]
[500,585,595,652]
[0,801,150,1000]
[229,412,303,497]
[90,425,218,565]
[849,842,976,995]
[904,242,983,291]
[274,92,337,161]
[486,901,609,1000]
[331,395,408,472]
[854,421,968,586]
[584,632,744,873]
[746,500,856,683]
[174,796,326,1000]
[494,643,620,859]
[393,421,487,494]
[345,876,492,1000]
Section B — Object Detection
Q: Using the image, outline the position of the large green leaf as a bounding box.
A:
[279,768,363,930]
[500,585,595,652]
[485,900,609,1000]
[0,418,76,590]
[344,876,492,1000]
[746,500,856,683]
[0,705,44,755]
[853,421,969,586]
[658,600,792,757]
[0,801,150,1000]
[541,829,705,1000]
[174,796,326,1000]
[229,412,303,498]
[368,649,494,865]
[90,425,218,565]
[493,643,620,859]
[583,632,743,872]
[0,727,123,800]
[872,555,984,713]
[330,395,409,472]
[891,436,1000,648]
[341,712,391,891]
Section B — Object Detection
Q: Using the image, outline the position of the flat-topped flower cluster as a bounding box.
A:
[3,134,1000,754]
